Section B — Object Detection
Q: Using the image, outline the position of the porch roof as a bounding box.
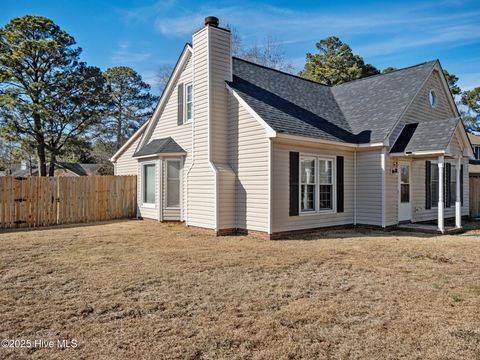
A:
[133,137,186,158]
[390,118,459,155]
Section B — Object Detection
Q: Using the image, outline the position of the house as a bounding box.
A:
[111,16,473,238]
[1,161,104,177]
[468,133,480,174]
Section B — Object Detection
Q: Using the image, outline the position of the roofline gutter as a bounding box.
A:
[133,152,187,159]
[275,133,385,149]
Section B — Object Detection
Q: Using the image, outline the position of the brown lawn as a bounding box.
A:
[0,220,479,359]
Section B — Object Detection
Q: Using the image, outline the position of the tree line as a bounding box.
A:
[2,16,479,176]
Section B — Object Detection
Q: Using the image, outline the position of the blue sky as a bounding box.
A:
[3,0,480,95]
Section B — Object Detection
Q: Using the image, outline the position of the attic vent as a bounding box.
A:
[204,16,219,27]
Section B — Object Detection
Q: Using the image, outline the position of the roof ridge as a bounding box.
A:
[334,60,438,87]
[232,56,331,87]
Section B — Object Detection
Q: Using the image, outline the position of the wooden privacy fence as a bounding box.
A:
[0,176,137,229]
[470,175,480,218]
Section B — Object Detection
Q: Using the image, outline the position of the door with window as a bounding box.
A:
[398,162,411,222]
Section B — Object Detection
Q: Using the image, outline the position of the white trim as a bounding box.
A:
[138,44,193,150]
[226,85,276,138]
[206,26,219,232]
[184,82,193,123]
[110,121,149,162]
[298,154,336,215]
[438,155,445,232]
[381,147,386,228]
[455,156,462,228]
[390,150,446,157]
[165,159,182,210]
[397,161,412,222]
[158,159,163,221]
[140,161,157,209]
[268,138,273,234]
[276,133,385,148]
[428,89,437,108]
[110,45,192,162]
[133,152,186,160]
[354,149,357,225]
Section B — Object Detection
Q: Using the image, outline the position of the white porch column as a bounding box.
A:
[438,155,445,233]
[455,157,462,228]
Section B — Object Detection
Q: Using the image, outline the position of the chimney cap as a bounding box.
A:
[204,16,219,27]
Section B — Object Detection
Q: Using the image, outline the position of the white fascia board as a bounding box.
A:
[225,85,276,138]
[110,121,149,162]
[276,133,384,149]
[138,44,193,150]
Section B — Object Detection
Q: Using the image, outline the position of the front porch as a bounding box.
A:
[397,222,463,234]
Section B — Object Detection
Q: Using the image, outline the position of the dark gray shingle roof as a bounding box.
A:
[230,58,437,144]
[392,118,459,153]
[134,137,185,157]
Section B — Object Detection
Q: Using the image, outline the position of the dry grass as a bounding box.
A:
[1,220,480,359]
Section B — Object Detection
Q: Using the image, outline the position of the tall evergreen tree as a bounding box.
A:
[299,36,379,85]
[100,66,157,150]
[0,15,108,176]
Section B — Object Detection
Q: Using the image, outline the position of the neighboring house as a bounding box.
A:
[111,16,473,238]
[468,133,480,174]
[1,162,104,177]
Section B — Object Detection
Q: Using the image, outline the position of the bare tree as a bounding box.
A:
[157,64,173,94]
[226,25,293,73]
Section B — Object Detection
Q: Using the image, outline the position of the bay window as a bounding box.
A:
[143,163,156,206]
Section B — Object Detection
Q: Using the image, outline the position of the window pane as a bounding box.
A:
[187,102,193,120]
[301,159,315,183]
[451,165,456,205]
[143,164,155,204]
[401,184,409,203]
[186,84,192,102]
[400,165,409,184]
[167,161,180,207]
[301,184,315,211]
[431,164,439,207]
[319,185,332,209]
[319,160,332,184]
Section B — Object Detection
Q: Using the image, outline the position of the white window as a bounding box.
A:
[166,160,181,208]
[429,90,437,108]
[319,159,333,210]
[185,83,193,122]
[142,163,156,207]
[430,163,439,208]
[300,157,316,212]
[450,164,457,206]
[474,146,480,160]
[300,156,335,213]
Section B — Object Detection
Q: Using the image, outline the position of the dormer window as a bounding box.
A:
[429,90,437,108]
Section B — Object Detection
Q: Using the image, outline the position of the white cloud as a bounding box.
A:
[111,41,152,64]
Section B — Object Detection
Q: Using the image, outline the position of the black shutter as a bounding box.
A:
[425,161,431,209]
[445,163,451,208]
[460,164,464,206]
[289,152,299,216]
[336,156,344,213]
[177,83,184,125]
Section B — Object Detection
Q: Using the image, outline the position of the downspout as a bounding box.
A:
[268,138,273,234]
[381,147,387,228]
[184,48,196,226]
[354,149,357,226]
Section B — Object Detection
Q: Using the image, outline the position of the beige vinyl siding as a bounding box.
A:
[209,27,236,230]
[228,96,269,232]
[133,54,194,221]
[356,150,383,226]
[137,158,160,220]
[385,156,398,226]
[187,26,215,229]
[115,136,141,175]
[411,157,469,222]
[271,139,354,233]
[403,69,456,124]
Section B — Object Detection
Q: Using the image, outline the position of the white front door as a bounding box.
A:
[398,162,412,222]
